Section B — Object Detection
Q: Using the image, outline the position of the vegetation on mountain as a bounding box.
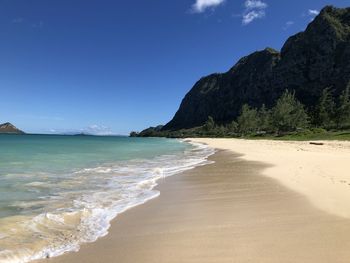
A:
[133,6,350,140]
[336,84,350,128]
[133,87,350,140]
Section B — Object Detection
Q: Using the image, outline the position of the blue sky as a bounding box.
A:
[0,0,349,135]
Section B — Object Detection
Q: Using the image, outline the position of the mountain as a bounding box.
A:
[162,6,350,131]
[135,125,163,137]
[0,122,25,134]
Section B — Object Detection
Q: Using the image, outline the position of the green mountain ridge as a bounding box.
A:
[157,5,350,132]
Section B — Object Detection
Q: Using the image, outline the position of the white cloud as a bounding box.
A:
[191,0,225,13]
[308,9,320,16]
[245,0,267,10]
[242,10,265,25]
[242,0,267,25]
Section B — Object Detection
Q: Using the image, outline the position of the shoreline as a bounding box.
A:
[9,140,213,263]
[38,142,350,263]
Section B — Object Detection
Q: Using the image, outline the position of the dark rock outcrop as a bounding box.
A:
[0,122,25,134]
[138,125,164,137]
[163,6,350,131]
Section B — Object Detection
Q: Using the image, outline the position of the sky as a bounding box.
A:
[0,0,349,135]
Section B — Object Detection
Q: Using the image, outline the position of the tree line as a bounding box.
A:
[201,84,350,137]
[132,84,350,138]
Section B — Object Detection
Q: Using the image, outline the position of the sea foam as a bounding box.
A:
[0,140,214,263]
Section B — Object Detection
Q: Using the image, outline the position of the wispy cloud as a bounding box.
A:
[82,124,115,136]
[47,125,116,136]
[283,20,294,30]
[308,9,320,16]
[191,0,225,13]
[11,18,44,29]
[12,17,24,24]
[304,9,320,22]
[32,21,44,28]
[245,0,267,10]
[242,10,265,25]
[242,0,268,25]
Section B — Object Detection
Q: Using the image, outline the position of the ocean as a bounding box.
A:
[0,135,214,263]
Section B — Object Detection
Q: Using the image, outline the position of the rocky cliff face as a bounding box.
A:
[163,6,350,131]
[0,122,25,134]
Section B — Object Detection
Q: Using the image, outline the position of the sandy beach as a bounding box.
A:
[39,139,350,263]
[191,138,350,218]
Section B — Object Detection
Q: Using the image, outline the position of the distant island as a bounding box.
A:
[0,122,25,134]
[133,6,350,140]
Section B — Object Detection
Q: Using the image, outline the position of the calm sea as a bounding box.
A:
[0,135,214,262]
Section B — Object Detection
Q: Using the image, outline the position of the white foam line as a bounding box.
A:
[1,141,215,263]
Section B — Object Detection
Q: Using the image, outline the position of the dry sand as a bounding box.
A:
[39,144,350,263]
[191,138,350,218]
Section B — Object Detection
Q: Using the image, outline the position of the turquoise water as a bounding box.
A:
[0,135,213,262]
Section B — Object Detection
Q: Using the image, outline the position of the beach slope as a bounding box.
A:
[40,142,350,263]
[191,138,350,218]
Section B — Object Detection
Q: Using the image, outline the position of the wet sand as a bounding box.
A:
[39,149,350,263]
